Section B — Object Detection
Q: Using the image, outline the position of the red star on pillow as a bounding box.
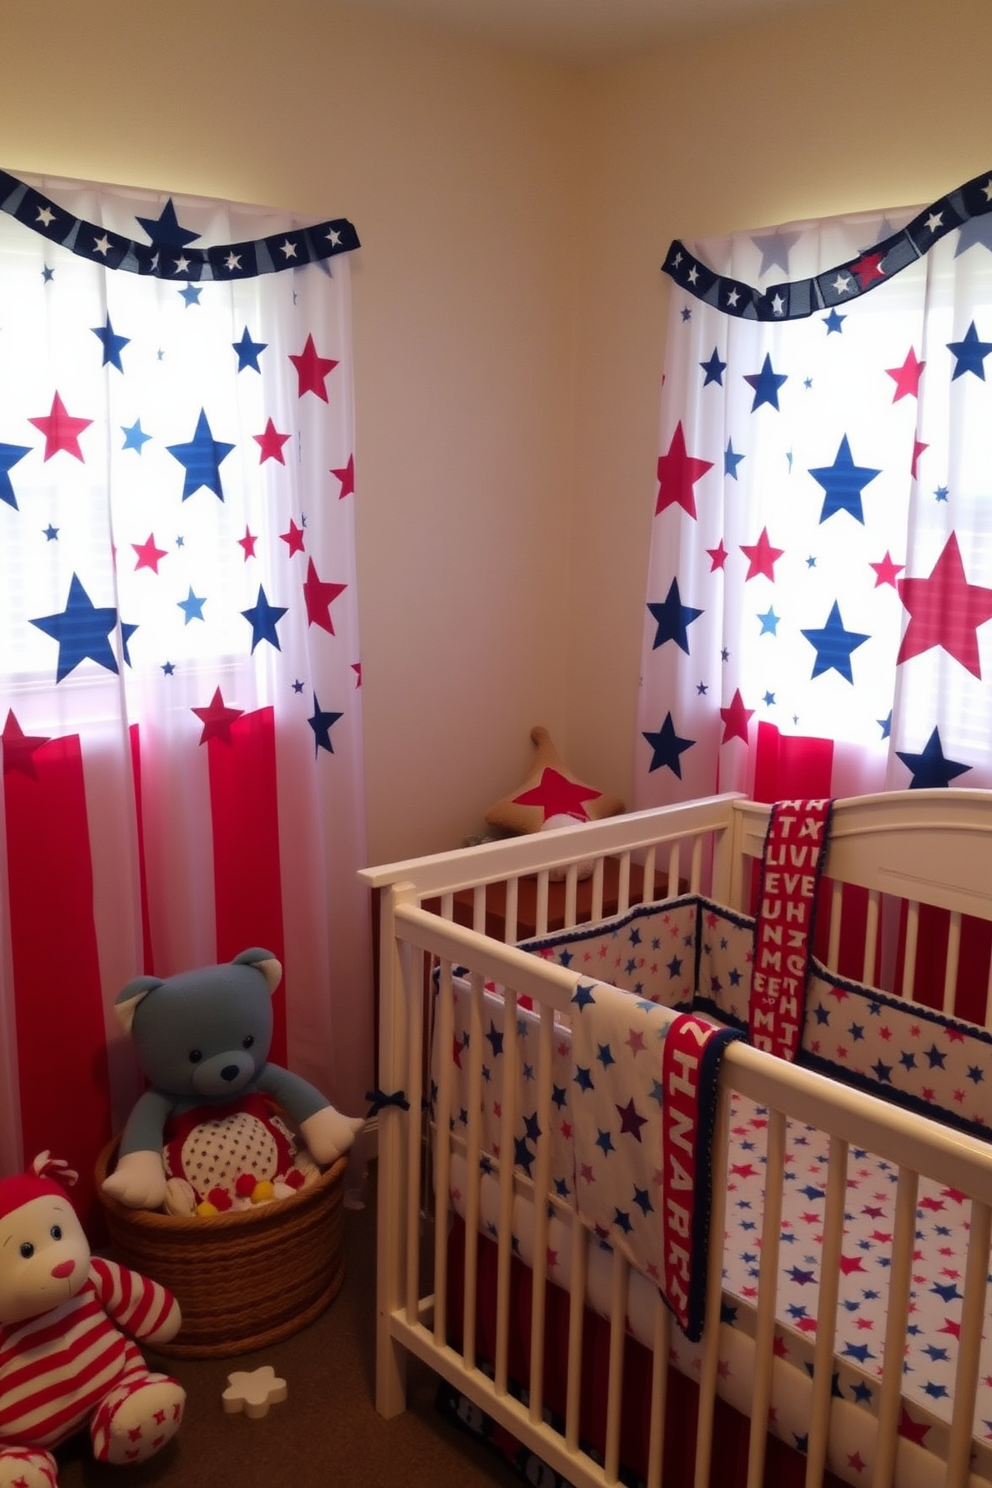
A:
[512,767,602,822]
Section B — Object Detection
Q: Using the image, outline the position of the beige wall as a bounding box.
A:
[3,0,991,865]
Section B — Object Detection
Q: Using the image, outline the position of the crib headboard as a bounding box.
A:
[731,790,992,1026]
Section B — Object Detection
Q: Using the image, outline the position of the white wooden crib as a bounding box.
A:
[360,790,992,1488]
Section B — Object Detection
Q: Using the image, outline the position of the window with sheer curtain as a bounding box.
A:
[634,168,992,812]
[0,170,370,1221]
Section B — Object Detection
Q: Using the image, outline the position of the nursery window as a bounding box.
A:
[0,170,370,1194]
[635,168,992,805]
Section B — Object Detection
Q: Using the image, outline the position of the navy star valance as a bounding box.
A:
[662,166,992,322]
[0,169,359,281]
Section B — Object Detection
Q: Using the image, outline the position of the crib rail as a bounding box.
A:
[371,903,992,1488]
[363,789,992,1488]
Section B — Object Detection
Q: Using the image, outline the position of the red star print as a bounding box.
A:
[655,421,713,519]
[2,710,50,778]
[616,1097,647,1140]
[512,767,601,822]
[29,391,93,461]
[886,347,925,401]
[722,690,752,749]
[897,531,992,678]
[238,526,258,560]
[280,519,306,556]
[351,662,362,687]
[706,539,729,570]
[303,558,347,634]
[849,250,886,289]
[870,551,903,588]
[911,438,928,478]
[253,417,291,464]
[289,333,339,401]
[898,1407,931,1445]
[332,453,355,498]
[192,687,245,746]
[740,527,784,581]
[133,533,169,573]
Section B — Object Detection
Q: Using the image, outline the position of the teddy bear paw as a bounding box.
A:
[0,1448,58,1488]
[94,1375,186,1465]
[162,1177,197,1216]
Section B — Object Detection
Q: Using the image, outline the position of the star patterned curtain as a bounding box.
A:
[634,168,992,812]
[0,170,370,1223]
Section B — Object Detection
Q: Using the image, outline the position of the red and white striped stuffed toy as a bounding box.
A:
[0,1153,185,1488]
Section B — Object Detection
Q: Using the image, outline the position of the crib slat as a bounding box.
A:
[945,1197,992,1487]
[872,1166,919,1488]
[504,877,519,944]
[403,940,425,1321]
[863,887,880,986]
[666,842,680,902]
[901,902,920,1001]
[604,1253,628,1482]
[646,1293,671,1488]
[431,960,454,1344]
[460,971,486,1368]
[535,869,550,938]
[642,844,657,903]
[805,1134,849,1488]
[693,1085,732,1488]
[746,1106,786,1488]
[943,909,962,1017]
[827,879,843,972]
[616,852,631,916]
[563,863,579,928]
[564,1218,588,1454]
[591,858,605,922]
[689,834,703,894]
[527,1007,555,1426]
[494,990,521,1394]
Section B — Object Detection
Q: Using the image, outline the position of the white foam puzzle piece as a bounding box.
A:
[222,1365,288,1419]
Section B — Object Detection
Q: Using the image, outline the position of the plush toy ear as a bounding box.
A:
[233,947,282,995]
[114,976,163,1035]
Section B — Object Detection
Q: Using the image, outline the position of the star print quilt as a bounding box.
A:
[435,892,992,1486]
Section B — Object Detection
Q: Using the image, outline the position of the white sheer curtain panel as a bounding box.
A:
[0,171,370,1220]
[635,169,992,811]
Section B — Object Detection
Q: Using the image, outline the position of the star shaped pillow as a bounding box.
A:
[484,726,624,835]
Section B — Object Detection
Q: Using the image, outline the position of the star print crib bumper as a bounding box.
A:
[364,790,992,1488]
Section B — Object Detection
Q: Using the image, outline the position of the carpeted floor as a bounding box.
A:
[52,1163,521,1488]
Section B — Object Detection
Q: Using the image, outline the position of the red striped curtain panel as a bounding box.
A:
[635,170,992,809]
[0,172,370,1223]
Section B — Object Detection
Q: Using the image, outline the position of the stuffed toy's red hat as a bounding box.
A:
[0,1152,78,1221]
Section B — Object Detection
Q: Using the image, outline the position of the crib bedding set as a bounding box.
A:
[433,800,992,1488]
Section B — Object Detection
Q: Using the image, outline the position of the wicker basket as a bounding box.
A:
[95,1139,348,1359]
